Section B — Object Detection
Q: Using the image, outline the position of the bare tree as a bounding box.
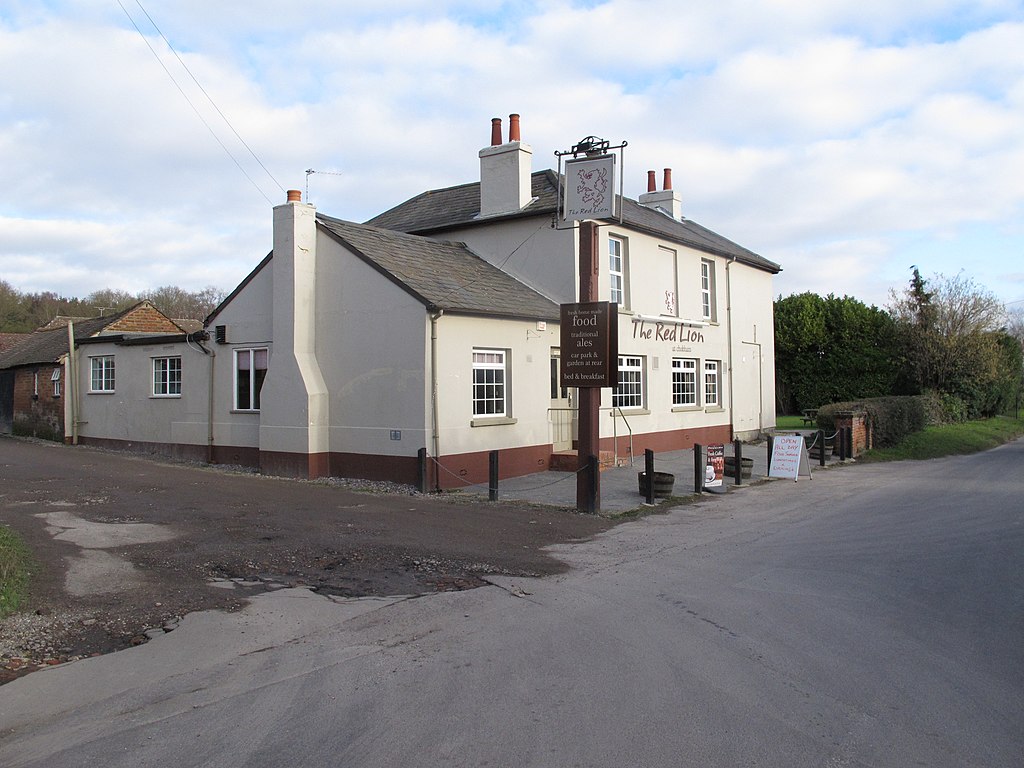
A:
[889,270,1015,416]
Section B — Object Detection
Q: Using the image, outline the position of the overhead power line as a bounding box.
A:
[117,0,284,204]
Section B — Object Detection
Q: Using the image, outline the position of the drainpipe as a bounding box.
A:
[429,308,444,491]
[66,321,79,444]
[725,257,735,439]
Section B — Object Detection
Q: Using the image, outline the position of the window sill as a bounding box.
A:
[151,394,182,399]
[87,390,116,395]
[230,409,260,414]
[612,408,649,416]
[671,405,701,413]
[704,406,725,413]
[471,416,517,427]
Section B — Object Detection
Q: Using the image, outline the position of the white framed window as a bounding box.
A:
[704,360,720,407]
[612,355,644,410]
[672,358,697,407]
[234,348,268,411]
[89,356,115,393]
[51,368,61,398]
[701,259,717,321]
[153,356,182,397]
[472,349,508,418]
[609,236,626,306]
[33,371,39,396]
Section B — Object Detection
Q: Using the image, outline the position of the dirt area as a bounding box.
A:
[0,436,613,684]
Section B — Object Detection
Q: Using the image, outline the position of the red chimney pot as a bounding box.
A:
[646,170,656,193]
[663,168,673,191]
[509,113,521,142]
[286,189,302,202]
[490,117,503,146]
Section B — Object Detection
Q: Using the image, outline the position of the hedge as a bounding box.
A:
[816,395,929,449]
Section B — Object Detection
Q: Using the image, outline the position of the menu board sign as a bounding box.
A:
[560,301,618,388]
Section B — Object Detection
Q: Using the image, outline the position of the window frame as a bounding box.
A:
[612,355,644,410]
[89,355,116,393]
[701,259,717,322]
[608,236,627,308]
[472,348,510,420]
[51,367,61,398]
[704,359,721,408]
[671,357,698,408]
[233,347,268,412]
[152,356,182,398]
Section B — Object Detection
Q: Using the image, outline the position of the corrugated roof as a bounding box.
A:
[316,216,560,321]
[367,169,781,274]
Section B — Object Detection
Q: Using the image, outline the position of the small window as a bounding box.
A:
[234,348,268,411]
[704,360,721,407]
[701,259,717,321]
[51,368,61,398]
[612,355,644,410]
[90,356,115,393]
[672,358,697,407]
[472,349,508,418]
[609,236,626,307]
[153,356,182,397]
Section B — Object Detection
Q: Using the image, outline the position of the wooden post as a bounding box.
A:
[576,221,601,514]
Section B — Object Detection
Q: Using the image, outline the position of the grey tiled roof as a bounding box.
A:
[0,314,120,368]
[367,169,781,274]
[0,333,31,352]
[316,216,560,321]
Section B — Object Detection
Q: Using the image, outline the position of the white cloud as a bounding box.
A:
[0,0,1022,309]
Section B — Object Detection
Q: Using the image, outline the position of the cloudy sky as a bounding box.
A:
[2,0,1022,310]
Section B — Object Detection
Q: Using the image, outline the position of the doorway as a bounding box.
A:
[549,348,575,451]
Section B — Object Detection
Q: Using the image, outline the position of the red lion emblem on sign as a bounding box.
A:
[575,167,608,208]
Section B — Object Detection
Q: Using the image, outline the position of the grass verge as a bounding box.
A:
[859,416,1024,462]
[0,525,34,618]
[774,415,807,429]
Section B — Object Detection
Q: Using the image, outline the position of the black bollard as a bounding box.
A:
[418,447,428,493]
[817,429,826,466]
[644,448,655,504]
[733,439,743,486]
[693,443,703,494]
[488,450,499,501]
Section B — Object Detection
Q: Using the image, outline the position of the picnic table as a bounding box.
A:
[801,409,818,426]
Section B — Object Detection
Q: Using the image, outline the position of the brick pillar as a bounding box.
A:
[834,410,869,456]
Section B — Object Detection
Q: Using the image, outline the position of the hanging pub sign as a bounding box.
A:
[560,301,619,388]
[563,154,617,222]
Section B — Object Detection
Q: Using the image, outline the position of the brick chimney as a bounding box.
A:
[479,113,533,217]
[638,168,682,220]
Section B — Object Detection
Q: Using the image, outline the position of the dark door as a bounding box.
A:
[0,370,14,434]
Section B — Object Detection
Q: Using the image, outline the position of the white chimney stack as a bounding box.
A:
[479,113,533,217]
[638,167,682,220]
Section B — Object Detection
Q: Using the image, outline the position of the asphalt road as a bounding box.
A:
[2,439,1022,767]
